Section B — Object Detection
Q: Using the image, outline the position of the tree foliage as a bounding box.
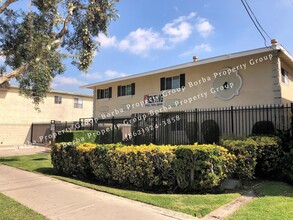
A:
[0,0,119,105]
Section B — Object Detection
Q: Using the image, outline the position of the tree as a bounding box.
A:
[0,0,119,105]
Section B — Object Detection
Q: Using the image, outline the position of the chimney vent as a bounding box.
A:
[271,38,278,46]
[193,56,198,62]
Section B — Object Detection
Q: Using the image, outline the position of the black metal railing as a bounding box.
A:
[32,103,293,145]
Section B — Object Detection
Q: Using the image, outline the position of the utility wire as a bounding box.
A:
[240,0,271,47]
[243,0,272,40]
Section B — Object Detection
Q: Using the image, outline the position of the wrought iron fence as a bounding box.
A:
[32,103,293,145]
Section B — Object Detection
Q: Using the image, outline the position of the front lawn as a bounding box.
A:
[0,192,47,220]
[0,153,240,218]
[227,181,293,220]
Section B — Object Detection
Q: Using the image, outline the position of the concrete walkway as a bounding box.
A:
[0,165,197,220]
[0,145,50,157]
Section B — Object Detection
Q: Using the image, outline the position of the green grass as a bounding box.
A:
[0,192,47,220]
[0,153,240,218]
[227,181,293,220]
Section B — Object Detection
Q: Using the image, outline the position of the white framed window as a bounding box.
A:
[281,68,289,85]
[97,87,112,99]
[117,83,135,97]
[160,74,185,91]
[54,96,62,104]
[74,97,83,108]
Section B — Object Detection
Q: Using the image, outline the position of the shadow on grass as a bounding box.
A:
[34,167,56,175]
[0,158,19,162]
[253,181,293,198]
[33,158,48,161]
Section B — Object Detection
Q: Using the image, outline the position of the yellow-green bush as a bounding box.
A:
[221,136,282,180]
[51,143,235,192]
[173,144,236,191]
[51,143,96,178]
[108,145,176,190]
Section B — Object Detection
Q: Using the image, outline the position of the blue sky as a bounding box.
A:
[10,0,293,94]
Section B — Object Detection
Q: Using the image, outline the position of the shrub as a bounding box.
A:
[51,143,236,192]
[249,136,282,178]
[55,128,123,144]
[89,145,117,183]
[51,143,96,178]
[222,136,282,180]
[55,130,99,144]
[282,148,293,183]
[108,145,176,190]
[173,144,236,191]
[252,121,275,135]
[221,139,258,180]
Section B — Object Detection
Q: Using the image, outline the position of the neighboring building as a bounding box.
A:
[82,42,293,119]
[0,85,93,146]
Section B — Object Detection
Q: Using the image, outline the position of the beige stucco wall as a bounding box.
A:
[0,87,93,146]
[280,60,293,104]
[93,52,277,118]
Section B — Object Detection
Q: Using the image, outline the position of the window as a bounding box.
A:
[281,68,289,85]
[160,74,185,91]
[117,83,135,97]
[97,87,112,99]
[54,96,62,104]
[74,98,83,108]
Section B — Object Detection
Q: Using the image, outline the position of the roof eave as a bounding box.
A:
[81,46,282,89]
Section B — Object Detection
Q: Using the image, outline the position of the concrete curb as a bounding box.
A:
[202,191,255,220]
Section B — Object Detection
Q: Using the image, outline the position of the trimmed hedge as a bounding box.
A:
[221,136,282,180]
[51,143,235,192]
[282,148,293,183]
[55,128,123,144]
[55,130,98,144]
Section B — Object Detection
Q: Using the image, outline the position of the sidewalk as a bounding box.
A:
[0,165,197,220]
[0,145,50,157]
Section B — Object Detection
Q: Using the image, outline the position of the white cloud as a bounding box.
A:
[94,12,214,56]
[196,18,214,37]
[118,28,166,55]
[163,22,193,43]
[82,70,126,81]
[82,72,103,80]
[105,70,126,78]
[96,34,117,48]
[163,12,196,43]
[180,43,212,57]
[53,76,83,85]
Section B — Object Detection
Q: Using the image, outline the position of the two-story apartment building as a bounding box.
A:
[82,42,293,120]
[0,85,93,146]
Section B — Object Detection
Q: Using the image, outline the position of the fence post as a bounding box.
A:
[153,114,157,144]
[79,118,82,130]
[31,123,34,143]
[231,106,234,135]
[195,108,198,143]
[134,114,138,145]
[50,120,56,144]
[291,103,293,137]
[112,117,115,144]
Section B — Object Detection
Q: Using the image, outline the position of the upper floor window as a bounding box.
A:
[74,97,83,108]
[160,74,185,91]
[117,83,135,97]
[54,96,62,104]
[281,68,289,85]
[97,87,112,99]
